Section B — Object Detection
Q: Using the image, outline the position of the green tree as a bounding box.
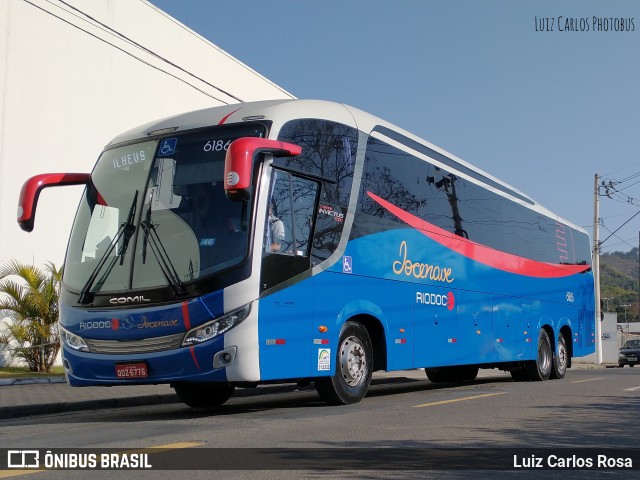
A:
[0,260,61,372]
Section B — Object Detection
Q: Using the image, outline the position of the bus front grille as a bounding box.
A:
[84,332,185,354]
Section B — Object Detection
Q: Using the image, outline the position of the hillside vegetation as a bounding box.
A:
[600,247,639,322]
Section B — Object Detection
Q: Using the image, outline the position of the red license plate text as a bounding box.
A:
[115,363,148,379]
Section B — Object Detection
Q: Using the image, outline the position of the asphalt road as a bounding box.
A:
[1,367,639,479]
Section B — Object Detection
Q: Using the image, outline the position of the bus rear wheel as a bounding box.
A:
[550,333,568,380]
[172,382,235,408]
[526,329,552,381]
[315,321,373,405]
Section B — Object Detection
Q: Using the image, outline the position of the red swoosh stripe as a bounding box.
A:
[367,191,589,278]
[218,108,242,125]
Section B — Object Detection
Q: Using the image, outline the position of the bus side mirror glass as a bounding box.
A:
[224,138,302,201]
[18,173,91,232]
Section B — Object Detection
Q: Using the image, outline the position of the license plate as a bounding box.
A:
[628,357,637,362]
[115,363,148,379]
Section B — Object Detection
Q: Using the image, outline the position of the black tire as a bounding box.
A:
[510,368,529,381]
[315,321,373,405]
[526,329,552,381]
[550,333,568,380]
[425,368,447,383]
[457,365,479,382]
[173,382,235,408]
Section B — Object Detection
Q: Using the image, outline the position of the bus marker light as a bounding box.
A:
[318,325,328,333]
[399,328,405,333]
[213,347,237,369]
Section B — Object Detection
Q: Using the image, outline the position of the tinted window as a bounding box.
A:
[261,170,320,291]
[355,135,590,266]
[277,119,358,207]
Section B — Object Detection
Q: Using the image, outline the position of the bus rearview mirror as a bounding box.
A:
[18,173,91,232]
[224,137,302,201]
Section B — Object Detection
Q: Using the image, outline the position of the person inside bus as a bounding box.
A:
[266,199,286,253]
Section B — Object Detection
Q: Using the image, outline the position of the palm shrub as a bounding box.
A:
[0,260,62,372]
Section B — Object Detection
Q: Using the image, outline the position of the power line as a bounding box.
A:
[56,0,245,103]
[600,209,640,247]
[22,0,237,104]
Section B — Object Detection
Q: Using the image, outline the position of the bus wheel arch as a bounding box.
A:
[315,319,375,405]
[351,314,387,372]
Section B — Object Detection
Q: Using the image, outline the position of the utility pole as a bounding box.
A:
[593,174,602,364]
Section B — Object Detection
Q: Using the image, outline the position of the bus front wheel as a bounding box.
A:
[172,382,235,408]
[315,321,373,405]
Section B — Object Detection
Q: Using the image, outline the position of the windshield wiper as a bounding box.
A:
[140,205,188,297]
[78,191,138,304]
[118,190,138,265]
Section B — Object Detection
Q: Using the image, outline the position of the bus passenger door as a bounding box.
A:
[258,170,319,380]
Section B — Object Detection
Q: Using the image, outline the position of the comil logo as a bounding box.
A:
[109,295,151,305]
[416,291,455,311]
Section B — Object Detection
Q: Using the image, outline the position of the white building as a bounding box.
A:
[0,0,293,269]
[0,0,292,366]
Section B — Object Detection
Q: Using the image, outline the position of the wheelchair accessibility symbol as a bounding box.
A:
[158,138,177,157]
[342,256,352,274]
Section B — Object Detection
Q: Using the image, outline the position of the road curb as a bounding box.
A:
[0,382,312,420]
[0,393,181,420]
[0,377,67,386]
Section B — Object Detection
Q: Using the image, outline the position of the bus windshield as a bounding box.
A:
[63,124,266,296]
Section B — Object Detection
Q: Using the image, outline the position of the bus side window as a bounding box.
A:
[265,171,318,257]
[262,170,319,291]
[290,176,318,256]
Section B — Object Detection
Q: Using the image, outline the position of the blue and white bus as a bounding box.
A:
[18,100,595,406]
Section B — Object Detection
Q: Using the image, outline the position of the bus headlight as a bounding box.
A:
[59,325,90,352]
[182,304,251,346]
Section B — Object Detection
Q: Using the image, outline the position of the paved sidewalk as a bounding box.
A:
[0,379,180,419]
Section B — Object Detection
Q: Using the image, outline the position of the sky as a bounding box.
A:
[150,0,640,254]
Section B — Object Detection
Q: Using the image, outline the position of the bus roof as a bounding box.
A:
[105,99,588,236]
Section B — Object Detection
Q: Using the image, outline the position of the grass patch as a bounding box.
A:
[0,366,64,378]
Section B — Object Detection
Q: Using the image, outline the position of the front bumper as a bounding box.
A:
[62,335,231,386]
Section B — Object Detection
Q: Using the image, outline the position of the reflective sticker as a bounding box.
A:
[199,238,216,247]
[318,348,331,371]
[158,138,177,157]
[342,256,352,274]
